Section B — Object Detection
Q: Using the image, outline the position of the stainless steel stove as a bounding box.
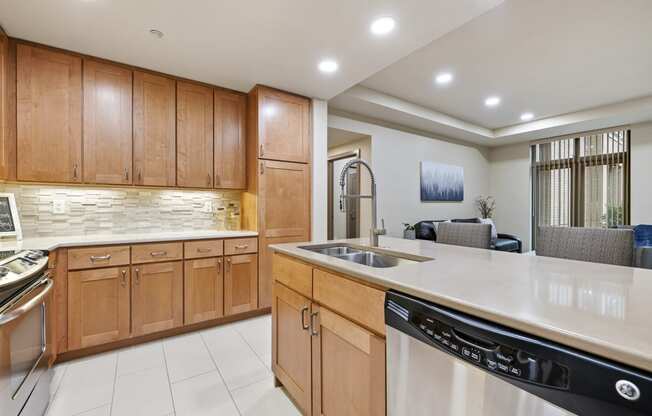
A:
[0,249,53,416]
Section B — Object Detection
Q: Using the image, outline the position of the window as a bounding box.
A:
[531,128,630,242]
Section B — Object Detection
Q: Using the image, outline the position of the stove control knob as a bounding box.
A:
[26,251,44,260]
[0,266,10,277]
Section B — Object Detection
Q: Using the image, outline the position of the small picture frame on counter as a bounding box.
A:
[0,193,22,241]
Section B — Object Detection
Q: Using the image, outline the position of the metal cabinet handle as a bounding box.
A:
[234,244,248,250]
[121,270,127,287]
[260,161,264,175]
[124,168,129,181]
[197,248,212,253]
[217,258,222,274]
[0,278,53,326]
[137,168,143,183]
[226,257,231,272]
[259,143,264,156]
[90,254,111,262]
[206,173,211,186]
[300,306,309,330]
[150,251,167,257]
[73,163,79,180]
[310,311,319,336]
[134,268,140,284]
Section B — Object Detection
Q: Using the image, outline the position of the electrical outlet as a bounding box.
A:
[52,199,66,214]
[202,201,212,213]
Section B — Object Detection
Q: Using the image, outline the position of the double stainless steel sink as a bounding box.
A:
[299,243,431,268]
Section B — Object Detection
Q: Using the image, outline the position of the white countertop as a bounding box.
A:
[271,236,652,372]
[0,230,258,251]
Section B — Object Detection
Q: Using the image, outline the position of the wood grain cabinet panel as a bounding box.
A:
[177,81,213,188]
[311,305,386,416]
[131,261,183,336]
[184,239,223,259]
[68,245,130,270]
[272,282,312,415]
[224,237,257,255]
[258,160,310,308]
[214,89,246,189]
[224,254,258,315]
[272,253,312,299]
[83,60,133,185]
[17,44,82,183]
[131,242,183,264]
[255,86,310,163]
[68,267,131,350]
[184,257,223,324]
[133,71,176,186]
[0,29,16,181]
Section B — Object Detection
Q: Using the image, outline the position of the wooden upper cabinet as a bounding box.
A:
[131,261,183,336]
[83,60,133,185]
[133,71,176,186]
[17,44,82,183]
[68,267,131,350]
[184,257,224,324]
[252,86,310,163]
[177,81,213,188]
[311,305,386,416]
[272,282,312,415]
[0,29,16,181]
[214,89,246,189]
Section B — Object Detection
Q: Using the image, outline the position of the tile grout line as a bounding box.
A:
[161,341,178,416]
[198,330,244,416]
[233,320,271,371]
[44,364,69,416]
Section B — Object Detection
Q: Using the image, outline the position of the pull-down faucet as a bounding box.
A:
[338,159,386,247]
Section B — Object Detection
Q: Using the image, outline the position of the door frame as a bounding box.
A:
[327,150,360,240]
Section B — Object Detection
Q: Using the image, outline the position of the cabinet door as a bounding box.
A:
[177,81,213,188]
[272,282,312,415]
[258,160,310,307]
[17,44,82,182]
[184,257,224,324]
[311,305,386,416]
[214,89,246,189]
[257,87,310,163]
[133,71,176,186]
[132,261,183,336]
[224,254,258,315]
[0,30,15,180]
[68,267,131,350]
[83,60,132,184]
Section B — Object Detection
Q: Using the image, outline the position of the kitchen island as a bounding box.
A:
[270,236,652,415]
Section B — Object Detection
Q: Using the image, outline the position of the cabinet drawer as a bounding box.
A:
[184,239,224,259]
[68,245,130,270]
[131,242,183,263]
[224,237,257,255]
[272,253,312,298]
[313,269,386,336]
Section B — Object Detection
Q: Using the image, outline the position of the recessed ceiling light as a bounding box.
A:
[520,112,534,121]
[318,60,339,73]
[484,96,501,107]
[370,17,396,36]
[149,29,164,39]
[435,72,453,85]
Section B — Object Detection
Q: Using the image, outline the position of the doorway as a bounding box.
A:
[328,151,360,239]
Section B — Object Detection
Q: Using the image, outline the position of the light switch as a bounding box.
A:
[52,199,66,214]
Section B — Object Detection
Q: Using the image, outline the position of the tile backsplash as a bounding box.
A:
[1,184,242,238]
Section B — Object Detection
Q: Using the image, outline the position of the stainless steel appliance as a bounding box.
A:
[385,291,652,416]
[0,250,53,416]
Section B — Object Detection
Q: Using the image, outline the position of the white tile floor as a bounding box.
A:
[46,315,301,416]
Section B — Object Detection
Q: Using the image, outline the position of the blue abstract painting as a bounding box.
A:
[420,162,464,202]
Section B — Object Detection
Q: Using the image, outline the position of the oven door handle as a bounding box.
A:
[0,278,53,326]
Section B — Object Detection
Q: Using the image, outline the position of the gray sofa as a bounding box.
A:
[414,218,522,253]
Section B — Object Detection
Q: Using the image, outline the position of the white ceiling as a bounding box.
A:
[331,0,652,145]
[0,0,502,99]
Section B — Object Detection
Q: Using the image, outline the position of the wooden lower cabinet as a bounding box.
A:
[184,257,224,324]
[310,305,386,416]
[68,267,131,350]
[224,254,258,315]
[272,282,312,415]
[132,261,183,336]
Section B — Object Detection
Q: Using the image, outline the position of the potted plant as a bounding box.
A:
[403,223,416,240]
[475,196,495,219]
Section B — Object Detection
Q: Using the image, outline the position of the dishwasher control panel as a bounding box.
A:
[412,313,570,389]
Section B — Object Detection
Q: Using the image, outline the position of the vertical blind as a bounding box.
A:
[531,128,630,241]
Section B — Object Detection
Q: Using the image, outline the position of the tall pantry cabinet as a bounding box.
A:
[244,85,312,308]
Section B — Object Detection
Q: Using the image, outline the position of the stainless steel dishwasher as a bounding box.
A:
[385,291,652,416]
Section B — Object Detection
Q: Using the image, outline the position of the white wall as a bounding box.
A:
[488,121,652,251]
[328,115,491,238]
[311,99,328,241]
